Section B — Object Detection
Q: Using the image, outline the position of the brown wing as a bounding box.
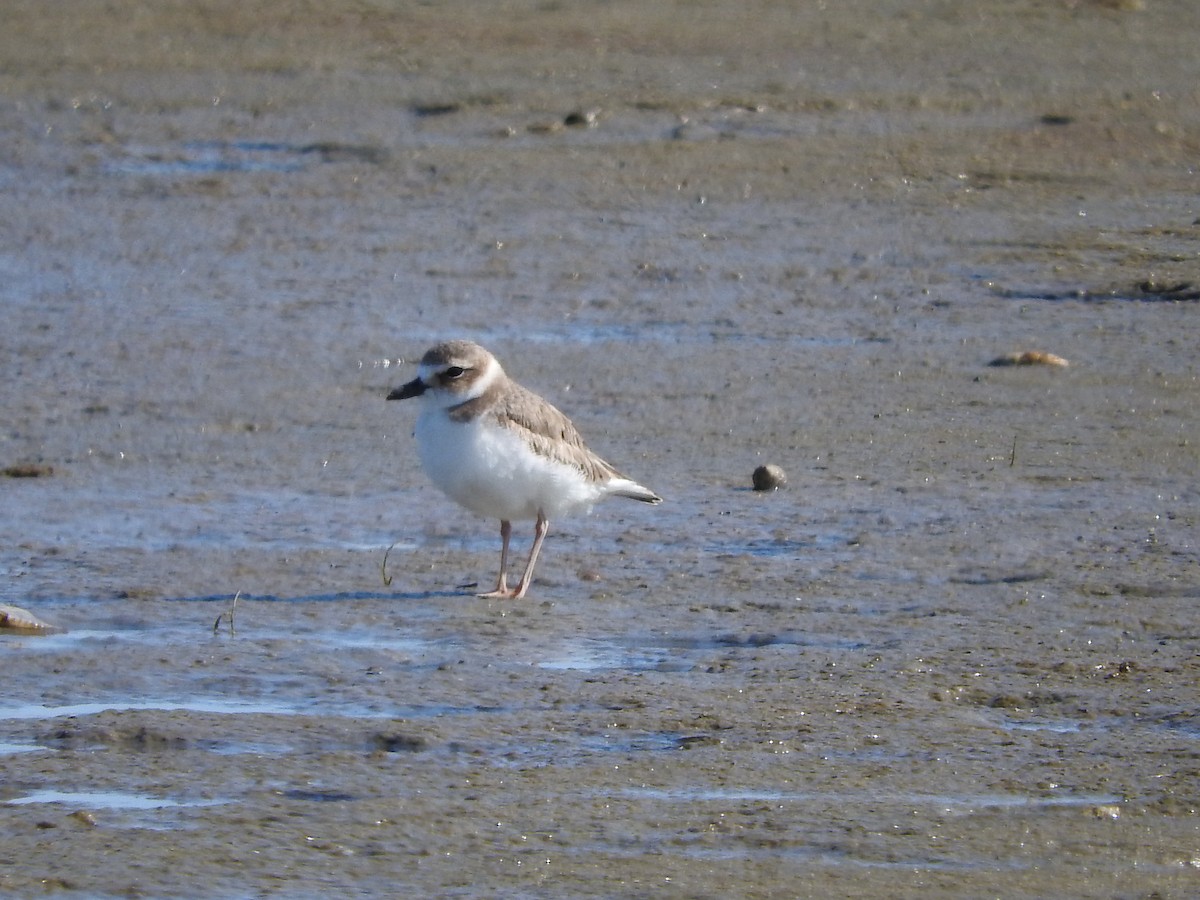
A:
[496,383,626,484]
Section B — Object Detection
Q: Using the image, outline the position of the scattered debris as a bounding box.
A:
[1136,280,1199,301]
[381,542,399,587]
[988,351,1069,367]
[68,810,98,828]
[563,108,599,128]
[411,102,461,118]
[369,732,429,753]
[2,463,54,478]
[213,591,239,635]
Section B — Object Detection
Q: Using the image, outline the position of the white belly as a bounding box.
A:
[414,410,604,521]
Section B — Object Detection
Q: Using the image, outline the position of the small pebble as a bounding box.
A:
[752,464,787,491]
[563,109,599,127]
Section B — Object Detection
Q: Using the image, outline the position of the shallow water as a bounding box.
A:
[3,0,1200,897]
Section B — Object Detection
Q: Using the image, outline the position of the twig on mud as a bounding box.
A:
[381,542,398,587]
[213,591,239,635]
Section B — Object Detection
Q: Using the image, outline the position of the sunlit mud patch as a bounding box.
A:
[104,140,386,176]
[583,732,722,754]
[703,537,815,558]
[533,628,867,673]
[1154,712,1200,740]
[8,627,218,652]
[315,630,457,658]
[6,790,228,811]
[202,739,297,757]
[625,785,1123,808]
[0,741,48,755]
[279,789,358,803]
[0,699,295,722]
[489,729,719,769]
[536,637,671,672]
[1002,718,1084,734]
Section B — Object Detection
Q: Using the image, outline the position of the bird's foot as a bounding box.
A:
[476,587,517,599]
[476,581,532,600]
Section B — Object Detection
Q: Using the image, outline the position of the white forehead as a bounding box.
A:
[417,360,443,382]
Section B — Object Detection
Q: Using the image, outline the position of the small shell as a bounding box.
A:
[989,350,1069,368]
[0,604,57,633]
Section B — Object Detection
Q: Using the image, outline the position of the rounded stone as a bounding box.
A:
[752,464,787,491]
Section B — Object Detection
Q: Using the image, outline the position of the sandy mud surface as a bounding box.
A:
[2,1,1199,896]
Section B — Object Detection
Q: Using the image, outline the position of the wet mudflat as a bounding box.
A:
[2,1,1199,896]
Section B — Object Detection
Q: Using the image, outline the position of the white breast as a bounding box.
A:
[414,408,605,521]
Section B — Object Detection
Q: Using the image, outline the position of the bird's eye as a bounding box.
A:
[444,366,465,379]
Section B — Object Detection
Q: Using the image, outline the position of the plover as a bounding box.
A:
[387,340,661,599]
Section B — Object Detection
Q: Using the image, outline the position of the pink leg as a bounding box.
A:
[476,520,512,598]
[511,510,549,599]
